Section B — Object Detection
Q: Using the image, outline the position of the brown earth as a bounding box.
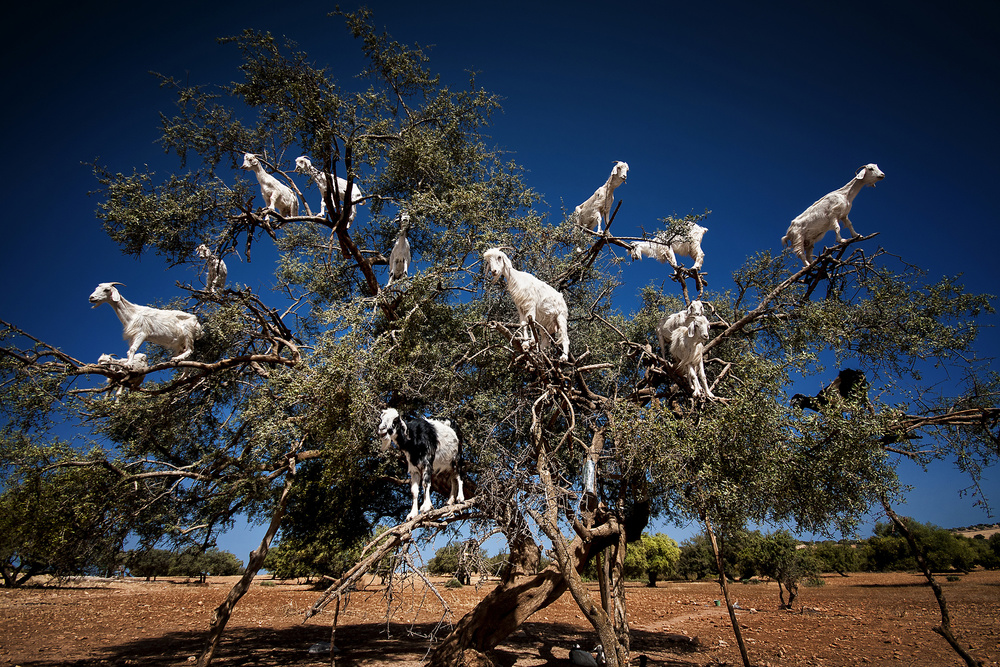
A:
[1,571,998,666]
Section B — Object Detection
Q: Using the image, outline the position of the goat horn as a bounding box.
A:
[110,282,126,287]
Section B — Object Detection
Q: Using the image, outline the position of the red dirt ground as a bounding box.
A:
[1,571,997,666]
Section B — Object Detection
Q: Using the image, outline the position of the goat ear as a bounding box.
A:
[855,167,866,180]
[687,321,697,337]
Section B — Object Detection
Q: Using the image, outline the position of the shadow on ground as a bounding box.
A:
[15,620,706,666]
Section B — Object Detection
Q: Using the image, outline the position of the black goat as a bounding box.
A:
[791,368,871,412]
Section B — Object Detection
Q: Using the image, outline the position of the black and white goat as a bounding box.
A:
[378,408,465,520]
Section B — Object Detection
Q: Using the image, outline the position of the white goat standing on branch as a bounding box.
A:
[386,211,412,287]
[656,300,705,358]
[630,222,708,270]
[574,161,629,234]
[782,163,885,265]
[241,153,299,218]
[483,248,570,362]
[88,283,202,363]
[669,314,715,399]
[195,244,227,293]
[294,156,365,227]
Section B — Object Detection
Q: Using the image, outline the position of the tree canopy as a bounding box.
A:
[0,9,997,667]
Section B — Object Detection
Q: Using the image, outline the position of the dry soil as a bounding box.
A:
[1,571,998,666]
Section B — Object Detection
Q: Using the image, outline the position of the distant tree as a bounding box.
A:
[428,541,485,583]
[676,533,716,580]
[745,531,819,609]
[862,520,978,573]
[813,540,863,576]
[427,544,462,576]
[623,533,680,587]
[963,535,998,569]
[169,547,243,583]
[201,549,243,577]
[989,533,1000,565]
[0,444,134,587]
[677,531,761,581]
[128,548,174,581]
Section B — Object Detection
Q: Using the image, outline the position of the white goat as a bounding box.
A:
[574,161,629,234]
[241,153,299,218]
[483,248,570,362]
[669,314,714,398]
[97,352,148,395]
[630,223,708,270]
[294,156,364,227]
[387,230,411,286]
[89,283,202,363]
[782,163,885,265]
[656,300,705,358]
[386,211,412,287]
[195,244,227,292]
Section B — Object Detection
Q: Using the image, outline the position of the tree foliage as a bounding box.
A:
[622,533,680,587]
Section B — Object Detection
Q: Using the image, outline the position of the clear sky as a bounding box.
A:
[2,1,997,560]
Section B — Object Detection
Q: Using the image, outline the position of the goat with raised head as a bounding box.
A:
[241,153,299,218]
[195,244,227,292]
[378,408,465,520]
[782,163,885,265]
[630,223,708,270]
[669,314,714,398]
[656,300,704,358]
[386,211,411,286]
[483,248,570,362]
[574,161,629,234]
[89,283,202,363]
[791,368,870,411]
[294,156,364,227]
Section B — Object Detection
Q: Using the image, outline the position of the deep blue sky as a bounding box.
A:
[2,1,997,559]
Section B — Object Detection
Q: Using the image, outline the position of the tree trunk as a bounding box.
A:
[197,468,295,667]
[607,523,631,659]
[705,517,752,667]
[882,500,984,667]
[777,580,788,609]
[430,456,618,664]
[427,557,576,666]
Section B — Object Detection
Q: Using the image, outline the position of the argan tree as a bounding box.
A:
[0,9,996,667]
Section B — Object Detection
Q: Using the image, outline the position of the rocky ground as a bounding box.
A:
[1,570,997,666]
